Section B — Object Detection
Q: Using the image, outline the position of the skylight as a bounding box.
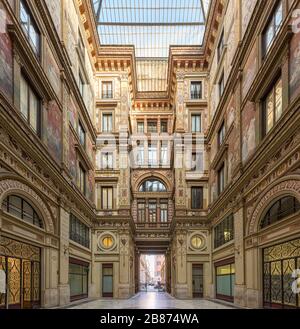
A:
[92,0,211,58]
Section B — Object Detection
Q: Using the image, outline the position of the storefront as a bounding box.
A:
[69,258,89,301]
[263,238,300,309]
[215,258,235,303]
[0,237,41,309]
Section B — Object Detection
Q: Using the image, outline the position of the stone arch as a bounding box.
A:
[247,176,300,235]
[132,171,172,192]
[0,178,55,234]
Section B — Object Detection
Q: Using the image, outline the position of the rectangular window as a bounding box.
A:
[69,214,90,248]
[101,152,114,170]
[216,262,235,302]
[78,164,86,194]
[20,74,41,135]
[79,73,84,97]
[149,201,157,223]
[191,82,202,99]
[191,114,201,133]
[148,144,158,166]
[218,122,226,147]
[262,77,282,137]
[20,0,40,56]
[160,202,168,223]
[161,120,168,133]
[102,113,113,133]
[69,261,89,301]
[218,164,225,195]
[102,82,113,99]
[214,215,234,249]
[137,145,144,166]
[148,121,157,133]
[78,121,85,147]
[137,121,144,133]
[102,264,113,297]
[219,72,225,97]
[263,2,283,56]
[218,30,224,61]
[160,143,168,166]
[138,201,146,223]
[102,187,113,210]
[191,187,203,210]
[191,152,203,172]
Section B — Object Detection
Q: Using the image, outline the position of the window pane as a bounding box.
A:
[192,187,203,209]
[29,23,39,54]
[23,200,34,223]
[20,2,29,31]
[20,76,29,119]
[192,115,201,133]
[266,92,274,133]
[275,3,283,32]
[29,90,38,132]
[275,79,282,122]
[8,196,22,219]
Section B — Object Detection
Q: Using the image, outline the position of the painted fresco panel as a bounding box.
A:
[242,44,257,100]
[0,4,13,99]
[45,0,61,37]
[86,170,94,203]
[45,43,61,98]
[242,102,256,163]
[242,0,257,37]
[290,15,300,102]
[46,101,62,163]
[69,131,77,181]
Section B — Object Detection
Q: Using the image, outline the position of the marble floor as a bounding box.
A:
[69,292,234,309]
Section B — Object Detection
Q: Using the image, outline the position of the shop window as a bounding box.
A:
[216,262,235,302]
[69,259,89,301]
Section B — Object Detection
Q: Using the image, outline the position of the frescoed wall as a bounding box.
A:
[69,96,78,129]
[45,0,61,37]
[242,44,257,100]
[0,4,13,100]
[290,21,300,102]
[86,170,95,203]
[46,101,62,163]
[87,135,94,164]
[241,0,258,37]
[242,101,256,163]
[45,42,61,98]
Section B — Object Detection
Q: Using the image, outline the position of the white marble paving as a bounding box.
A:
[69,292,234,309]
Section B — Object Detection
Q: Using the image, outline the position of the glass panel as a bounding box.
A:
[216,275,232,296]
[266,91,274,133]
[137,122,144,133]
[29,90,38,132]
[32,262,40,302]
[22,200,34,224]
[20,76,29,120]
[275,79,282,122]
[22,261,31,303]
[275,3,283,32]
[103,276,113,294]
[264,262,271,303]
[283,259,297,307]
[192,115,201,133]
[8,196,22,219]
[69,263,88,298]
[7,258,21,307]
[20,1,29,32]
[270,261,282,304]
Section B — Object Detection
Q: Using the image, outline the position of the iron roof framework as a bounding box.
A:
[92,0,211,58]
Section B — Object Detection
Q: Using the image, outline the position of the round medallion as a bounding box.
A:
[191,235,205,250]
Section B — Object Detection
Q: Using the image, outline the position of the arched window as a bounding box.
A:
[2,195,43,228]
[260,196,300,229]
[139,179,167,192]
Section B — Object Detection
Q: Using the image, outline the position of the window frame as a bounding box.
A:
[191,187,204,210]
[102,112,113,133]
[214,214,234,249]
[78,163,86,195]
[78,120,86,148]
[191,114,202,133]
[101,186,114,210]
[218,122,226,147]
[190,81,203,100]
[218,163,225,195]
[102,81,113,99]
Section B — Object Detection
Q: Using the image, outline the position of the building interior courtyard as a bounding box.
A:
[0,0,300,309]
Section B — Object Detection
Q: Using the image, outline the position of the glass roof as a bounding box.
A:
[92,0,211,58]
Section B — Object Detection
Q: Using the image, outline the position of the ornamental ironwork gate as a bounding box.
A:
[263,239,300,309]
[0,237,41,309]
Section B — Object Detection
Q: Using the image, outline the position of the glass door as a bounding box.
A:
[192,264,203,298]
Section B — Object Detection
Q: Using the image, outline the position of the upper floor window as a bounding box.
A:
[78,31,85,59]
[137,121,144,133]
[139,180,167,193]
[260,196,300,229]
[78,121,86,147]
[218,163,225,195]
[217,29,225,61]
[160,202,168,223]
[161,120,168,133]
[219,72,225,98]
[191,152,203,172]
[191,82,202,100]
[148,144,158,166]
[263,1,283,56]
[78,164,86,195]
[191,114,201,133]
[20,74,41,136]
[102,113,113,133]
[218,122,226,147]
[101,152,114,170]
[160,143,168,166]
[148,121,157,133]
[79,73,84,97]
[136,145,144,166]
[214,214,234,249]
[69,214,90,249]
[262,77,282,137]
[20,0,40,57]
[2,195,43,228]
[101,186,113,210]
[102,82,113,99]
[191,187,203,210]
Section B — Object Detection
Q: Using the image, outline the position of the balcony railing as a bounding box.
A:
[135,221,171,229]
